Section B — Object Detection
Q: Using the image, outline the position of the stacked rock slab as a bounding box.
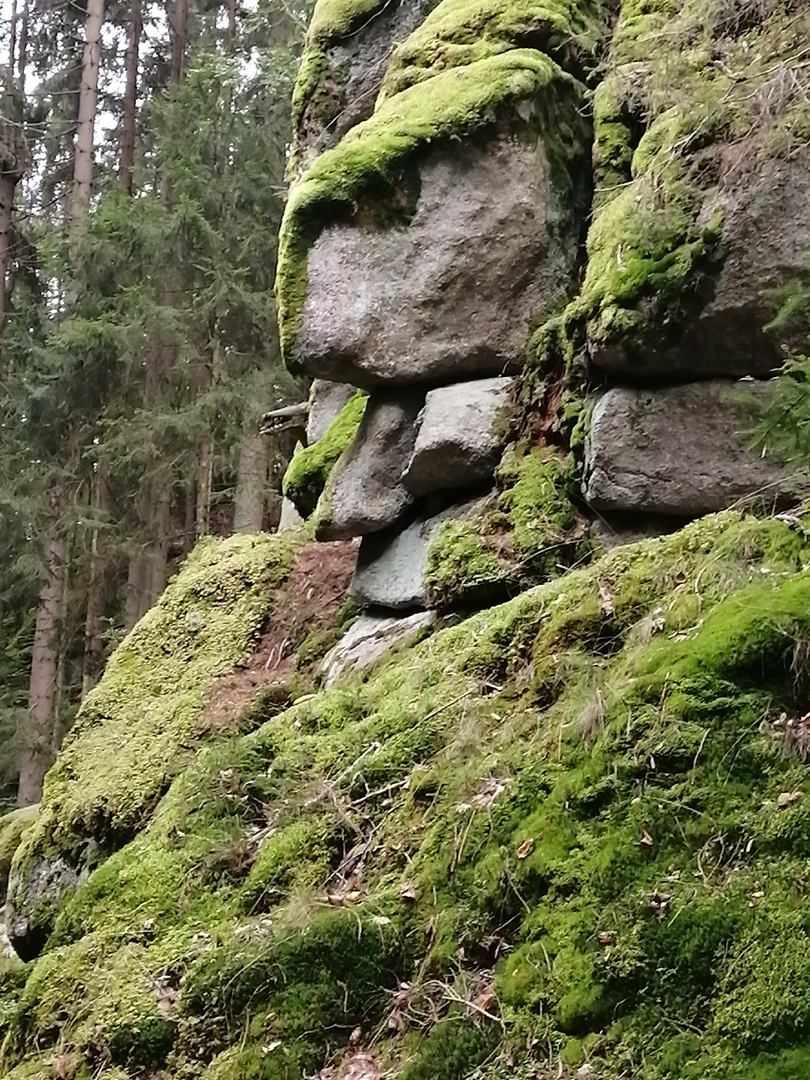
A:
[278,0,810,643]
[277,0,595,621]
[277,0,595,627]
[577,0,810,518]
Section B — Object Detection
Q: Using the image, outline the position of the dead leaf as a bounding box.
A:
[516,837,534,859]
[597,930,615,946]
[778,790,803,809]
[597,580,614,615]
[400,881,417,901]
[639,830,654,847]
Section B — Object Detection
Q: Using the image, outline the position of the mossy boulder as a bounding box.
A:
[6,533,295,961]
[425,445,581,608]
[9,511,810,1078]
[277,48,591,378]
[574,0,810,377]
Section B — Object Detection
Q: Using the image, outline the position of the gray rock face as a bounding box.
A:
[307,380,357,445]
[591,152,810,378]
[315,393,423,540]
[350,498,484,609]
[321,610,436,687]
[583,380,807,515]
[292,0,439,180]
[290,132,584,386]
[403,377,514,496]
[278,497,305,531]
[6,853,88,961]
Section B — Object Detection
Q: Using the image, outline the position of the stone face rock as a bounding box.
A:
[350,498,484,609]
[403,377,514,496]
[315,393,423,540]
[321,609,436,687]
[589,148,810,380]
[583,380,807,516]
[307,380,358,445]
[291,132,585,387]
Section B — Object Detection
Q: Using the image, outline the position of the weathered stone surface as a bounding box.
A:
[403,377,514,496]
[321,609,436,687]
[291,132,585,386]
[315,393,423,540]
[278,497,305,531]
[291,0,439,181]
[307,380,357,445]
[583,380,807,515]
[6,852,90,961]
[350,498,484,609]
[590,152,810,378]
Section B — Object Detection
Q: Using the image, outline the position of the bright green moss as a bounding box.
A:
[282,391,367,518]
[277,49,585,360]
[379,0,605,101]
[12,510,810,1080]
[425,519,503,608]
[425,447,580,608]
[7,532,295,960]
[0,806,38,900]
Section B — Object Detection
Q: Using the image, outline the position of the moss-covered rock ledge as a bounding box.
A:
[8,511,810,1078]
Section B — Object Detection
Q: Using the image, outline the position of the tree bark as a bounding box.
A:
[8,0,17,74]
[169,0,189,87]
[71,0,104,237]
[18,489,66,805]
[234,419,269,534]
[196,435,213,538]
[119,3,141,196]
[0,174,13,348]
[17,0,28,90]
[81,468,109,698]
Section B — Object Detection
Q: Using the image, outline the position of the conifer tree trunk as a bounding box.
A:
[119,3,141,195]
[234,410,269,534]
[20,0,104,801]
[0,173,13,346]
[18,491,66,805]
[81,469,108,698]
[72,0,104,236]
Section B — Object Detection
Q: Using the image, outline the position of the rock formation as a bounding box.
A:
[6,2,810,1080]
[276,0,810,632]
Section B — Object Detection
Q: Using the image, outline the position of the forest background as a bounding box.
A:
[0,0,309,808]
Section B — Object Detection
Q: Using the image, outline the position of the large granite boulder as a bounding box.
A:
[288,128,586,387]
[307,380,358,444]
[315,393,424,540]
[588,153,810,380]
[403,377,514,496]
[583,380,807,516]
[350,498,484,609]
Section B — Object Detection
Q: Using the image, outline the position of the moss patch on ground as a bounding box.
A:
[9,511,810,1078]
[282,391,367,519]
